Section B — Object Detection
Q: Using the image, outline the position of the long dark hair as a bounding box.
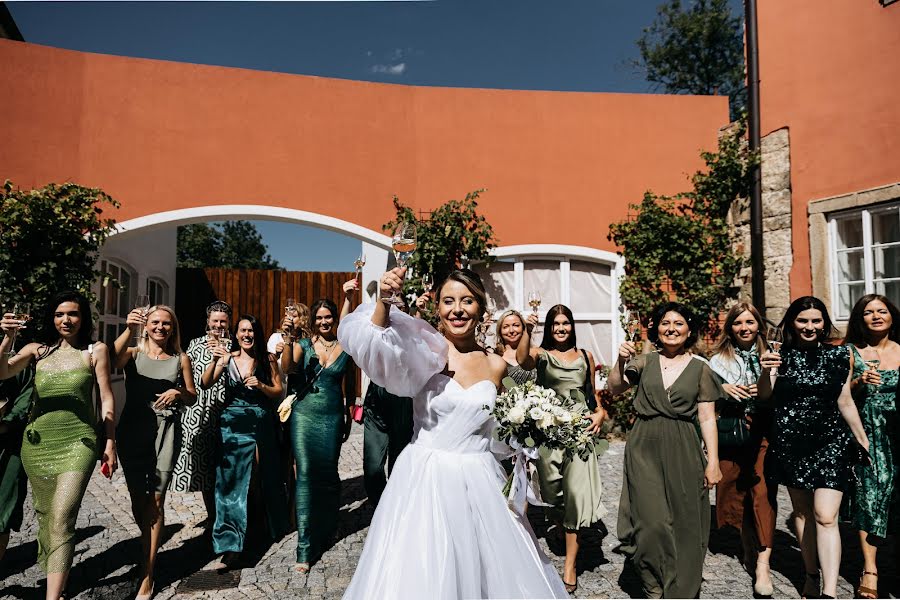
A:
[540,304,577,351]
[309,298,340,334]
[232,314,273,386]
[844,294,900,347]
[647,302,700,350]
[778,296,839,349]
[38,291,94,349]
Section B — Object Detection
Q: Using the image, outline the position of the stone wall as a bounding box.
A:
[729,127,793,323]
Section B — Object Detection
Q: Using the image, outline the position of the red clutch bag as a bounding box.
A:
[351,403,364,424]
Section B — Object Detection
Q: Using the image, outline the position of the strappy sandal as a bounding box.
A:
[294,562,310,574]
[857,569,878,599]
[563,577,577,594]
[801,570,820,599]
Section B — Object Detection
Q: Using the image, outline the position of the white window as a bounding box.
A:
[829,201,900,320]
[147,277,169,306]
[98,259,135,377]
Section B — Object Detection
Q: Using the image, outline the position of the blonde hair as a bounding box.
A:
[494,310,525,354]
[711,302,768,361]
[291,302,312,339]
[138,305,183,355]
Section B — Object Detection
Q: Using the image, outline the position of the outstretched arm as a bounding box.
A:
[515,312,541,370]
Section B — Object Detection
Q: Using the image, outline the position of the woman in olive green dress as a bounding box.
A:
[608,302,722,599]
[114,305,196,599]
[841,294,900,599]
[518,304,607,594]
[0,292,118,600]
[282,298,355,572]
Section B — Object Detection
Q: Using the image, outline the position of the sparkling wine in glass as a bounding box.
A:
[421,272,434,293]
[766,327,784,354]
[527,290,542,315]
[865,358,881,372]
[354,253,367,282]
[12,302,31,326]
[135,294,151,339]
[387,222,417,306]
[626,310,642,343]
[206,326,220,344]
[218,328,232,351]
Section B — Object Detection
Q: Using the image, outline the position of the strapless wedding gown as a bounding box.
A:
[338,303,568,599]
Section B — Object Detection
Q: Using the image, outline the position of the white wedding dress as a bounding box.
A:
[338,303,569,600]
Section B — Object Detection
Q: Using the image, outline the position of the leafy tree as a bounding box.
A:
[0,180,120,340]
[608,121,755,338]
[177,221,281,270]
[383,190,497,299]
[634,0,746,119]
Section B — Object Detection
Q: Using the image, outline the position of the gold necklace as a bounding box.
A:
[317,337,338,351]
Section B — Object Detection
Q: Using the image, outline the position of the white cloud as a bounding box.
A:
[370,62,407,75]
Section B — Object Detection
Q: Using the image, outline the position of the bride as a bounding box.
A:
[338,267,568,599]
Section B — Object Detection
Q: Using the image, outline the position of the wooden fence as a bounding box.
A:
[175,268,359,343]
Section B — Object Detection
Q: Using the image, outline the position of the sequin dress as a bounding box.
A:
[505,362,536,385]
[842,346,899,537]
[21,345,97,573]
[769,344,853,491]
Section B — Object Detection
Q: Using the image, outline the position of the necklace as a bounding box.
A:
[660,353,689,370]
[317,337,338,351]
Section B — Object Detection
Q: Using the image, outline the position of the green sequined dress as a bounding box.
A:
[842,346,899,537]
[21,346,97,573]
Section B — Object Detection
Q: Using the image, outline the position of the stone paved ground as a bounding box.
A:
[1,428,897,599]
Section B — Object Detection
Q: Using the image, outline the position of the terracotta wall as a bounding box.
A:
[0,40,728,252]
[758,0,900,295]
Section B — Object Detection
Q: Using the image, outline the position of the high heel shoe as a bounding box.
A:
[753,561,774,597]
[801,570,820,599]
[135,581,154,600]
[856,569,878,599]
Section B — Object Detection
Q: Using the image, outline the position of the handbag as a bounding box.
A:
[277,365,323,423]
[716,399,751,447]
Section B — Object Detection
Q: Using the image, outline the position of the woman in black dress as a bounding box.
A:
[759,296,870,599]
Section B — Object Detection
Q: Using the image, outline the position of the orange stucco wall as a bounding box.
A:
[758,0,900,295]
[1,40,728,251]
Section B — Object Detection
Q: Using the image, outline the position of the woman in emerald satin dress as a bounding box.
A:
[282,298,355,572]
[841,294,900,599]
[517,304,607,594]
[113,305,196,599]
[202,314,288,567]
[0,292,118,600]
[607,302,723,599]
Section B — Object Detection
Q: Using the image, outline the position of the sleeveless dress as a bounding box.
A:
[616,353,722,599]
[0,366,34,536]
[768,344,853,491]
[172,336,225,493]
[118,352,181,494]
[289,337,352,564]
[338,303,568,599]
[21,345,97,573]
[534,351,605,530]
[505,362,536,385]
[212,361,289,554]
[842,346,899,537]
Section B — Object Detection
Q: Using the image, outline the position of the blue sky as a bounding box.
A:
[8,0,741,271]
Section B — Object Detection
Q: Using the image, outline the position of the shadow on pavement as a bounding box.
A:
[0,525,103,590]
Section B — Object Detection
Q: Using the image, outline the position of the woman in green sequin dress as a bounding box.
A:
[840,294,900,599]
[0,292,118,600]
[518,304,607,593]
[282,298,355,572]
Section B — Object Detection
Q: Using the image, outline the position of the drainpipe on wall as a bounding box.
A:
[745,0,766,317]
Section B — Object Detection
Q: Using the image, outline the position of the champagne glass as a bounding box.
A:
[218,328,232,352]
[283,298,297,343]
[135,294,151,339]
[387,222,417,306]
[865,358,881,372]
[206,326,220,344]
[354,253,367,285]
[626,310,641,343]
[4,302,28,357]
[421,272,434,293]
[766,327,783,354]
[527,290,542,315]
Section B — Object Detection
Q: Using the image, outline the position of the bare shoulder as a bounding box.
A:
[486,351,508,377]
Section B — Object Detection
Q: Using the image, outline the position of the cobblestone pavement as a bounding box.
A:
[1,427,897,599]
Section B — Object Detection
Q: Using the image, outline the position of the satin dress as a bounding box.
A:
[338,303,568,600]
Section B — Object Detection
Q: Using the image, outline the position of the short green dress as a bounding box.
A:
[21,345,97,573]
[617,353,722,599]
[535,350,606,530]
[842,345,899,538]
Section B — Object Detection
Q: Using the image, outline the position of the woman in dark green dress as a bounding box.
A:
[840,294,900,599]
[608,302,722,599]
[114,305,196,599]
[0,366,34,562]
[759,296,870,599]
[202,314,288,568]
[282,298,355,572]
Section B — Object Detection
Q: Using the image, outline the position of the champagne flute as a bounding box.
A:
[387,222,417,306]
[4,302,28,357]
[354,253,367,285]
[626,310,642,344]
[527,290,542,315]
[283,298,297,344]
[206,325,220,344]
[421,272,434,294]
[766,327,783,354]
[218,328,232,352]
[135,294,151,339]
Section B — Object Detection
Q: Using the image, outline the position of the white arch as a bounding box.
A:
[490,243,623,267]
[111,204,392,248]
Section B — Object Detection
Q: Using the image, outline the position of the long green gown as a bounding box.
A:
[212,361,289,554]
[289,337,352,564]
[535,350,606,529]
[21,346,97,573]
[617,352,722,599]
[0,366,35,535]
[842,345,899,538]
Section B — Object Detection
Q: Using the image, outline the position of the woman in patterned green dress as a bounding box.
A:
[841,294,900,599]
[0,292,118,600]
[282,298,355,573]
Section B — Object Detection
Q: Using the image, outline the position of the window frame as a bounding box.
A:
[97,258,136,379]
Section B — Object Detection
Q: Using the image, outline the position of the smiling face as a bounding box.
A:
[54,301,82,340]
[656,311,690,352]
[207,310,230,332]
[314,306,335,337]
[730,310,759,350]
[792,308,824,346]
[438,279,481,339]
[550,313,573,347]
[863,299,892,335]
[145,309,173,346]
[236,319,255,351]
[499,314,524,346]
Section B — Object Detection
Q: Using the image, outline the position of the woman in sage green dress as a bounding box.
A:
[0,292,118,600]
[608,302,722,599]
[202,314,288,568]
[114,305,196,599]
[518,304,607,594]
[282,298,355,572]
[841,294,900,599]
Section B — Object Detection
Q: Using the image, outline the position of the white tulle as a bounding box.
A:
[338,303,569,599]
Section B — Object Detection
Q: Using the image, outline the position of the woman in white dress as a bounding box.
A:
[338,267,568,599]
